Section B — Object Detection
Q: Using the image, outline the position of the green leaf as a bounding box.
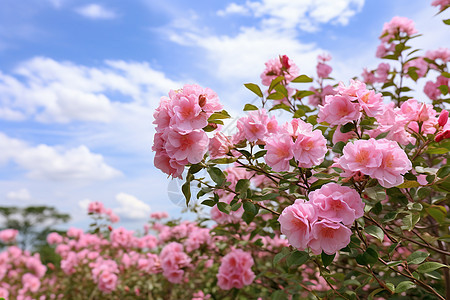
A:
[443,19,450,25]
[356,248,378,265]
[426,147,450,154]
[244,83,264,98]
[437,165,450,178]
[340,122,355,133]
[402,213,420,231]
[321,252,335,267]
[407,251,429,265]
[416,262,447,273]
[242,201,258,224]
[273,248,290,265]
[236,179,251,198]
[269,76,285,92]
[267,92,287,100]
[181,181,191,206]
[201,199,216,207]
[210,157,238,164]
[230,201,242,211]
[395,281,416,293]
[396,180,420,188]
[208,167,226,186]
[375,131,389,140]
[291,74,313,83]
[295,90,316,98]
[254,150,267,159]
[293,109,305,118]
[208,110,231,121]
[217,202,231,214]
[243,103,259,111]
[286,250,309,267]
[269,103,291,111]
[365,225,384,243]
[426,205,447,223]
[332,141,346,154]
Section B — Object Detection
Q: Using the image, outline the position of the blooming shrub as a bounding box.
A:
[1,3,450,299]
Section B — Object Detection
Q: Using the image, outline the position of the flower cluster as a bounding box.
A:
[279,183,364,255]
[260,55,300,86]
[153,84,223,178]
[264,118,327,171]
[216,249,255,290]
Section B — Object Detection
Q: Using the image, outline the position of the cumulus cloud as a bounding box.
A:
[0,57,181,123]
[219,0,365,31]
[113,192,151,220]
[76,4,117,20]
[0,132,121,180]
[6,188,31,201]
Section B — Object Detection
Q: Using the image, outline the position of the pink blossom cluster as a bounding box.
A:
[308,85,336,107]
[362,63,390,84]
[159,242,191,283]
[234,109,279,144]
[435,110,450,142]
[316,53,333,79]
[318,80,384,126]
[87,201,119,223]
[431,0,450,11]
[216,249,255,290]
[260,55,300,86]
[264,118,327,171]
[369,99,439,145]
[337,138,412,188]
[424,75,449,101]
[91,258,119,293]
[153,84,223,178]
[0,246,47,299]
[279,183,363,255]
[0,228,19,243]
[380,16,417,43]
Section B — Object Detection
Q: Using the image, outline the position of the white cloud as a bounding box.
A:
[217,3,250,16]
[219,0,365,32]
[0,57,181,123]
[113,192,151,220]
[6,188,31,201]
[76,4,117,20]
[78,199,91,211]
[0,132,121,180]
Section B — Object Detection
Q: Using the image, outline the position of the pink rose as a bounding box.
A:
[264,133,294,172]
[217,249,255,290]
[309,183,364,226]
[318,94,361,126]
[308,219,352,255]
[278,200,317,250]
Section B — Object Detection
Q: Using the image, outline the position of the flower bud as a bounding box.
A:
[438,110,449,127]
[198,94,207,107]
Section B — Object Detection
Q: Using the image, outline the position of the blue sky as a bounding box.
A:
[0,0,449,230]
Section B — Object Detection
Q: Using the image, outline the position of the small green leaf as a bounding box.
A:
[208,167,226,186]
[396,180,420,188]
[426,205,447,223]
[182,181,191,206]
[395,281,416,293]
[437,165,450,178]
[416,262,447,273]
[291,74,313,83]
[365,225,385,243]
[201,199,217,207]
[407,251,429,265]
[273,248,290,265]
[321,252,335,267]
[332,141,346,154]
[244,83,264,97]
[443,19,450,25]
[340,122,355,133]
[269,76,285,92]
[286,250,309,267]
[243,103,259,111]
[217,202,231,214]
[230,201,242,211]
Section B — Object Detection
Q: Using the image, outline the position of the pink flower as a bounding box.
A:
[110,227,134,248]
[264,133,294,171]
[375,63,390,83]
[153,150,184,179]
[426,47,450,64]
[404,58,427,79]
[165,129,209,164]
[356,89,384,117]
[0,229,18,243]
[217,249,255,290]
[160,242,191,284]
[293,129,327,168]
[362,68,376,84]
[236,109,278,143]
[317,63,332,78]
[278,200,317,250]
[88,201,105,214]
[97,271,118,293]
[209,132,233,159]
[309,183,364,226]
[260,55,300,86]
[22,273,41,293]
[424,81,441,100]
[150,212,169,219]
[380,16,417,42]
[438,110,449,127]
[308,219,352,255]
[47,232,63,245]
[338,138,412,188]
[432,0,450,10]
[318,94,361,126]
